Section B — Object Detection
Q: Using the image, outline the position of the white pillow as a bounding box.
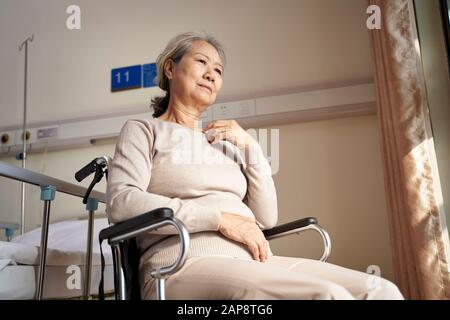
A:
[0,241,38,266]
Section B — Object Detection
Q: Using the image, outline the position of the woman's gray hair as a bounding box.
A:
[150,31,226,118]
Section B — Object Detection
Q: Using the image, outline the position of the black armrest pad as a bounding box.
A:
[263,217,317,238]
[99,207,174,241]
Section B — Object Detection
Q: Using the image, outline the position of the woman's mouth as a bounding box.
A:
[198,84,212,94]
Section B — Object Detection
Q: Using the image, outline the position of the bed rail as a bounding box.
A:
[0,161,106,300]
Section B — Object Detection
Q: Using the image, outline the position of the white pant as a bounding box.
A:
[142,255,404,300]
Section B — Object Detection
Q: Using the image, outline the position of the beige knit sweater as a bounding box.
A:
[106,116,278,281]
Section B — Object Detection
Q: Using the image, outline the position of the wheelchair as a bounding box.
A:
[76,156,332,300]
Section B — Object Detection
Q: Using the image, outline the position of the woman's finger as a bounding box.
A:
[205,127,224,139]
[203,121,229,131]
[210,132,223,144]
[246,241,260,261]
[205,127,229,138]
[259,240,269,262]
[208,129,232,144]
[256,239,265,262]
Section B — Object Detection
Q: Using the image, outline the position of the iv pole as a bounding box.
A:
[18,35,33,235]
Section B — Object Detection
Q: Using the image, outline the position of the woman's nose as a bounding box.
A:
[204,72,215,82]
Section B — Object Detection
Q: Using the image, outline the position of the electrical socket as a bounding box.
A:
[0,131,16,147]
[212,99,255,120]
[36,126,59,140]
[14,128,36,145]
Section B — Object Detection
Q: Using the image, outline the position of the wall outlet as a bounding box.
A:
[0,130,16,147]
[212,99,256,120]
[36,126,59,140]
[14,128,37,145]
[214,104,234,119]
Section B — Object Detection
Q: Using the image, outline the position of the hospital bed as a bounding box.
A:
[0,217,115,299]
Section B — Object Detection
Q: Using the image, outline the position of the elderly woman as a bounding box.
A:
[106,32,403,300]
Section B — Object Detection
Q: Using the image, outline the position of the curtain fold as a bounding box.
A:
[368,0,450,299]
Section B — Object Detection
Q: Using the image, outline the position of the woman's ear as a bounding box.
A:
[164,59,174,80]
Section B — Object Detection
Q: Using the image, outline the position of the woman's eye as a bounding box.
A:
[198,59,207,65]
[215,69,222,76]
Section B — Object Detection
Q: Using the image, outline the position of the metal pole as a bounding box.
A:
[84,210,94,299]
[36,185,55,300]
[156,278,166,300]
[18,35,33,235]
[36,200,50,300]
[84,198,98,300]
[112,244,126,300]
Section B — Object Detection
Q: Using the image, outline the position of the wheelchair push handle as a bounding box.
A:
[75,156,109,182]
[75,156,110,204]
[75,159,97,182]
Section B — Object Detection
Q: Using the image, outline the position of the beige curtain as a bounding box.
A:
[368,0,450,299]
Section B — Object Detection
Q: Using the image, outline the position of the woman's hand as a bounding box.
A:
[218,211,269,262]
[202,120,257,149]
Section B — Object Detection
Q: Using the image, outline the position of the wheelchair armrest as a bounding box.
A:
[263,217,317,239]
[100,207,190,281]
[263,217,331,262]
[99,207,173,243]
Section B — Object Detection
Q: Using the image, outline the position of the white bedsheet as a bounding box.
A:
[0,218,114,299]
[0,265,35,299]
[0,240,38,265]
[11,218,112,266]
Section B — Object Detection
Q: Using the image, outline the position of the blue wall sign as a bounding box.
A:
[111,65,142,92]
[143,63,157,88]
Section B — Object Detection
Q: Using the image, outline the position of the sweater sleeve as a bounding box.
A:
[106,120,221,234]
[242,143,278,230]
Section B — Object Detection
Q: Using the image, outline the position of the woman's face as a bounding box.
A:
[165,40,224,108]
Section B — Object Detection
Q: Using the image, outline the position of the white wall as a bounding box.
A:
[270,115,394,281]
